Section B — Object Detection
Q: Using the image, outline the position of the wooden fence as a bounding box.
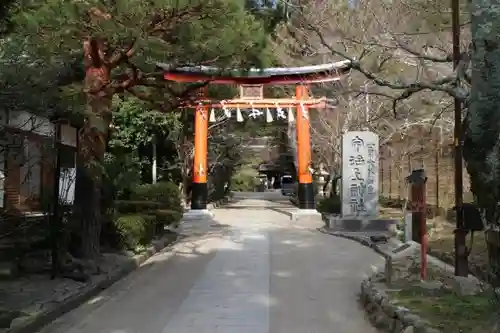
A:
[379,136,471,214]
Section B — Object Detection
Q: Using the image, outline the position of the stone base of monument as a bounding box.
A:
[285,209,322,222]
[324,214,398,236]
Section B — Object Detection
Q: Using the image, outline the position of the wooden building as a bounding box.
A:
[0,110,78,213]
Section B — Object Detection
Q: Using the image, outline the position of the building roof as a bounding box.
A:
[157,60,351,84]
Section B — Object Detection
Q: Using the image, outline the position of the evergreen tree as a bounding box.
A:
[11,0,273,261]
[463,0,500,265]
[0,0,17,35]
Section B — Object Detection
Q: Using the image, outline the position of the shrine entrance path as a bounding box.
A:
[37,198,382,333]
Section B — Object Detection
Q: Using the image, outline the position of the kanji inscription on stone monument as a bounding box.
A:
[341,131,379,218]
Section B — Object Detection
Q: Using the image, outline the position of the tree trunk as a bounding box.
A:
[74,39,112,261]
[179,142,191,206]
[74,153,102,260]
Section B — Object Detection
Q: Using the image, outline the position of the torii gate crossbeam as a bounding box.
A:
[158,60,351,213]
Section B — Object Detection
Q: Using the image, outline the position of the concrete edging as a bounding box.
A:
[269,207,293,218]
[360,278,441,333]
[317,227,389,257]
[319,228,458,269]
[7,233,180,333]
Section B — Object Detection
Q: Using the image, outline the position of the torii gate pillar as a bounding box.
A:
[295,85,315,209]
[191,104,209,210]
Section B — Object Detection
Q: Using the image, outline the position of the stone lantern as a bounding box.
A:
[314,163,330,198]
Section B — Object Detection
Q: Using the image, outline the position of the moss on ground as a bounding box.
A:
[390,286,495,333]
[380,205,498,332]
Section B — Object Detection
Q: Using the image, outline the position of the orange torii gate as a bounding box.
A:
[157,60,351,213]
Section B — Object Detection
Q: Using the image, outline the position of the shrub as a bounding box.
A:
[317,196,341,214]
[141,214,156,242]
[155,209,182,225]
[114,214,155,250]
[101,217,123,250]
[131,182,182,212]
[231,173,257,192]
[152,209,182,234]
[114,200,164,214]
[103,153,142,200]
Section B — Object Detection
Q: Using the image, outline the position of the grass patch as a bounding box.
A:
[390,286,495,333]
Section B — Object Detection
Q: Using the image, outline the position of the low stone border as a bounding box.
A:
[6,233,180,333]
[207,196,232,210]
[360,278,441,333]
[318,227,392,257]
[270,207,322,222]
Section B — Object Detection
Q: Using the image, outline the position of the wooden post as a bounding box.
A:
[409,169,428,279]
[435,128,441,210]
[50,122,62,278]
[380,147,385,196]
[398,163,403,201]
[388,149,392,199]
[411,181,424,243]
[407,153,411,174]
[421,178,428,280]
[191,103,209,210]
[152,135,157,184]
[295,85,314,209]
[385,253,393,286]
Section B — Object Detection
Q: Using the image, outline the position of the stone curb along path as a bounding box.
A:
[207,196,233,210]
[6,233,180,333]
[318,228,442,333]
[317,227,393,257]
[360,278,441,333]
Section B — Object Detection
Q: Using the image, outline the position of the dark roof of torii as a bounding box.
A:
[157,60,351,84]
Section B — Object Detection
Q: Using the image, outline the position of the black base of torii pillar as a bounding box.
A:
[297,183,315,209]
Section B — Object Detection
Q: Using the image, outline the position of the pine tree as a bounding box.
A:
[463,0,500,266]
[12,0,272,261]
[0,0,16,35]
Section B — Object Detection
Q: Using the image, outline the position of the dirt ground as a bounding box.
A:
[380,205,489,279]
